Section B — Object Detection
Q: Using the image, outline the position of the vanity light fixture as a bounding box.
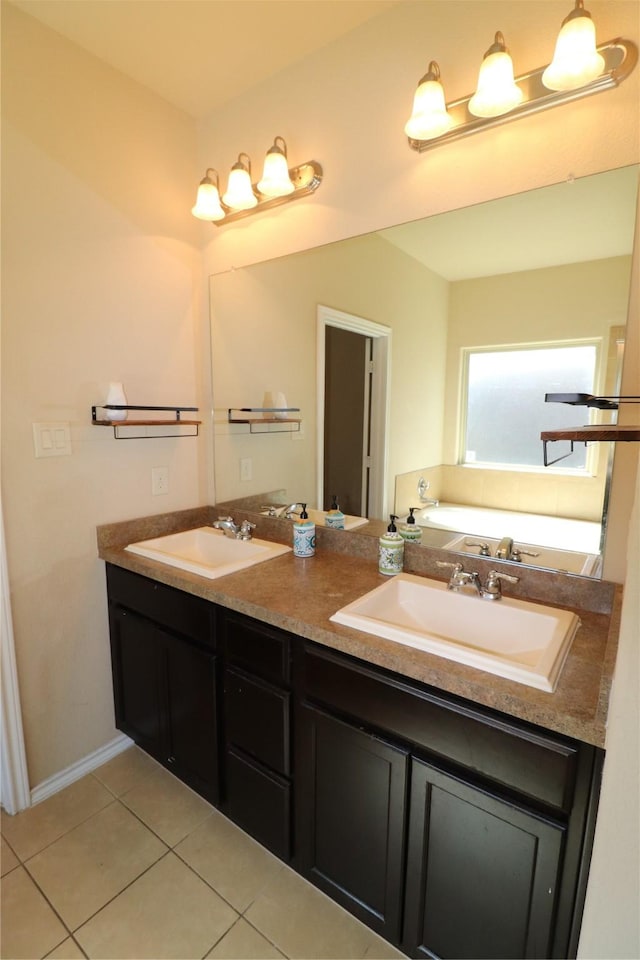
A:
[406,3,637,151]
[222,153,258,210]
[404,61,454,140]
[191,169,225,221]
[542,0,605,91]
[468,32,524,118]
[192,136,323,226]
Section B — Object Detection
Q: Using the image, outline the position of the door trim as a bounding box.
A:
[317,306,391,518]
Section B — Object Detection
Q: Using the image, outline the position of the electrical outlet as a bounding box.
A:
[152,466,169,496]
[240,457,252,482]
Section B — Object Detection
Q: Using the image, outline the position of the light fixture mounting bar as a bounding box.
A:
[213,160,323,226]
[408,38,637,152]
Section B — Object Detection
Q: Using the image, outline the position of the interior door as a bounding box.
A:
[323,326,370,515]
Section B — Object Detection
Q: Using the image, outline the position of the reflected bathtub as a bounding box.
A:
[417,502,601,576]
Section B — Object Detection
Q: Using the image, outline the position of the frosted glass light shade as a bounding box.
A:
[469,34,524,118]
[404,64,453,140]
[258,141,295,197]
[542,4,605,91]
[222,160,257,210]
[191,179,225,221]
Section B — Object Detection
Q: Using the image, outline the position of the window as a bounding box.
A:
[462,343,598,470]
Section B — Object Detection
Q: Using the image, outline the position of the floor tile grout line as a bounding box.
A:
[2,778,118,864]
[69,847,177,940]
[10,861,76,954]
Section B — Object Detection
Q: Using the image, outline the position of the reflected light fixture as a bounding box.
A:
[191,169,225,222]
[468,32,524,118]
[192,136,323,226]
[257,136,295,197]
[542,0,605,91]
[404,61,454,140]
[222,153,258,210]
[405,6,636,151]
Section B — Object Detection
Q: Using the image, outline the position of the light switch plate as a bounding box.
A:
[33,422,72,458]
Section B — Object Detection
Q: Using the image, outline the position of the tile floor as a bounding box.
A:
[1,747,406,960]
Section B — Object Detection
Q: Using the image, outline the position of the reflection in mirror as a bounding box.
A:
[210,166,638,578]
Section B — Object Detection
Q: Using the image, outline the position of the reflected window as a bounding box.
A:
[462,342,598,470]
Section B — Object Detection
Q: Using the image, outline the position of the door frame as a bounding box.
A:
[317,306,391,518]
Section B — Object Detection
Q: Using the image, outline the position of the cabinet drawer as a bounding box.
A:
[224,749,291,860]
[225,668,290,775]
[222,611,290,684]
[300,644,578,813]
[107,564,213,646]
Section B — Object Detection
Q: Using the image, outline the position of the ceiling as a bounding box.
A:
[10,1,637,279]
[379,165,638,280]
[9,0,401,119]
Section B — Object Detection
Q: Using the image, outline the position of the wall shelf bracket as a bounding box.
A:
[228,407,301,434]
[91,405,200,438]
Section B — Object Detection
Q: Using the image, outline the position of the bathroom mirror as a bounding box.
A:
[210,165,638,577]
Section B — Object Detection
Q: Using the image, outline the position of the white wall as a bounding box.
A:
[195,3,639,955]
[1,5,206,785]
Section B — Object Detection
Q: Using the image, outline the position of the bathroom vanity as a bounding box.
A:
[98,509,619,960]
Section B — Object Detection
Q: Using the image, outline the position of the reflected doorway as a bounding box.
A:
[317,306,390,518]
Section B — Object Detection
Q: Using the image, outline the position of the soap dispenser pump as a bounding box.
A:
[379,515,404,576]
[325,495,345,529]
[293,503,316,558]
[399,506,422,544]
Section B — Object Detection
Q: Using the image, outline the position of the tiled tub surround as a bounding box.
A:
[97,506,620,747]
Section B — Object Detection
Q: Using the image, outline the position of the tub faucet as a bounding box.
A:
[417,477,439,508]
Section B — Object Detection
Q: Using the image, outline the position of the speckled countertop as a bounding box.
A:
[97,505,622,749]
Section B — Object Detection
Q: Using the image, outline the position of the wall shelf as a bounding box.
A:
[92,405,200,439]
[542,394,640,465]
[228,407,301,434]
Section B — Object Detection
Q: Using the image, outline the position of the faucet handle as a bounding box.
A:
[511,547,540,561]
[436,560,463,572]
[464,540,491,557]
[483,569,520,600]
[238,519,256,540]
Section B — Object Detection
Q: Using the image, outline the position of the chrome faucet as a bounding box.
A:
[213,516,256,540]
[437,561,482,595]
[417,477,439,508]
[495,537,515,560]
[261,503,299,519]
[437,561,519,600]
[495,536,539,563]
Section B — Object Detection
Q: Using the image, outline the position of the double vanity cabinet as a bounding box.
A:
[104,557,607,960]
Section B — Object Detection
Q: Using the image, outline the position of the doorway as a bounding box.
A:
[317,306,390,519]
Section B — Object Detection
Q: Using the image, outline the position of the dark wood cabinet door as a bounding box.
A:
[109,606,164,760]
[164,634,219,804]
[296,703,408,944]
[404,757,565,960]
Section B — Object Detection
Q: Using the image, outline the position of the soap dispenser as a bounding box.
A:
[399,507,422,544]
[325,495,345,529]
[293,503,316,557]
[379,515,404,576]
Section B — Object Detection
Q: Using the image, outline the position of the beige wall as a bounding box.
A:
[210,233,448,512]
[1,5,206,785]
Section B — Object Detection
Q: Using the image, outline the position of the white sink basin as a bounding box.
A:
[125,526,291,579]
[442,534,600,577]
[330,573,579,691]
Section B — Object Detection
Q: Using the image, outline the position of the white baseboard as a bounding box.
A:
[30,733,134,807]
